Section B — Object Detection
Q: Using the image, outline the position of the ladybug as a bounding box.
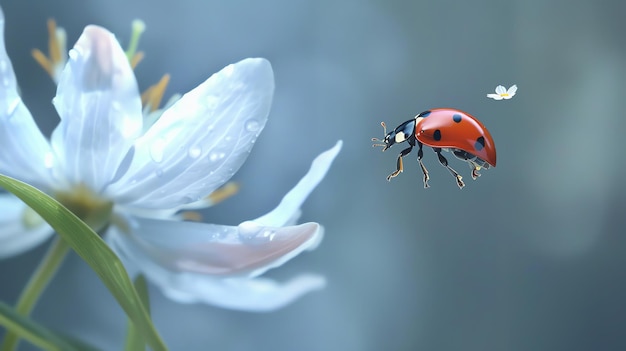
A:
[372,108,496,189]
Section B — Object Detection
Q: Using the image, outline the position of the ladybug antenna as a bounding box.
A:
[371,121,389,150]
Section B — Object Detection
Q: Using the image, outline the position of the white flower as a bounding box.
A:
[487,84,517,100]
[0,8,342,311]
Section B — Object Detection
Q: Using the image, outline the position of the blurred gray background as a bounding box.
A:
[1,0,626,350]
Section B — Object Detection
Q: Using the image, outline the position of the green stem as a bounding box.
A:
[0,236,70,351]
[124,275,150,351]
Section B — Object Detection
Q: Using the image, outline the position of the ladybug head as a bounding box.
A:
[372,119,416,152]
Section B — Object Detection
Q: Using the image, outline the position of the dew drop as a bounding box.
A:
[2,77,10,87]
[150,138,166,163]
[238,221,261,240]
[224,135,233,142]
[155,169,164,177]
[208,151,226,162]
[211,227,231,240]
[0,60,7,72]
[188,146,202,159]
[245,119,260,132]
[238,221,276,243]
[262,229,277,241]
[68,49,78,60]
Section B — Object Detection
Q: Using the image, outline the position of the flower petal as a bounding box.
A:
[0,9,54,190]
[494,85,506,94]
[0,194,53,258]
[50,25,143,192]
[486,93,503,100]
[107,217,324,310]
[107,58,274,209]
[159,274,325,311]
[254,141,342,227]
[109,216,322,276]
[507,84,518,96]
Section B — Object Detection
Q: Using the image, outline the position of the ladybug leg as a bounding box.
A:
[387,146,413,181]
[417,142,430,188]
[434,148,465,189]
[469,161,482,180]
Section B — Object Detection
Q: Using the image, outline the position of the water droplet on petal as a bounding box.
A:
[262,229,276,241]
[224,135,233,142]
[188,146,202,159]
[68,49,78,60]
[150,138,166,163]
[245,119,260,132]
[237,221,276,243]
[208,151,226,163]
[155,169,164,177]
[238,221,261,240]
[211,227,231,240]
[0,60,7,72]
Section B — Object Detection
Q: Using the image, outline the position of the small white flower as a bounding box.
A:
[0,8,341,311]
[487,84,517,100]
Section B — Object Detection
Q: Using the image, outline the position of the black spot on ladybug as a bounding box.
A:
[419,110,431,117]
[434,129,442,141]
[452,113,462,123]
[475,136,485,151]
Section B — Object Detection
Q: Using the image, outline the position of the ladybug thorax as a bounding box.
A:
[386,118,416,144]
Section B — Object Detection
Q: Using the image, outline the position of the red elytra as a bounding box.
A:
[372,108,496,189]
[415,108,496,167]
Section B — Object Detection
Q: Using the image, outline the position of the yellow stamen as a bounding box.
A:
[31,48,54,77]
[32,18,66,82]
[141,74,170,112]
[47,19,61,64]
[130,51,144,69]
[501,93,509,97]
[208,182,240,205]
[181,211,203,222]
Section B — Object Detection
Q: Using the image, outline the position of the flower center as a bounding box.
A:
[54,184,114,233]
[501,93,509,97]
